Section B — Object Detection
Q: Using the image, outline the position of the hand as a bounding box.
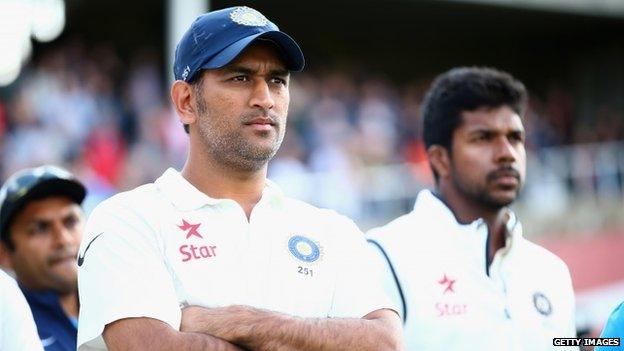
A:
[180,305,208,333]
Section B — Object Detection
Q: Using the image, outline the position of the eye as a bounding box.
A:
[231,75,249,82]
[29,222,50,236]
[508,132,525,143]
[269,77,287,86]
[474,132,492,142]
[64,215,80,229]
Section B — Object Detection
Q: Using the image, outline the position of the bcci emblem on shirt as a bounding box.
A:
[288,235,322,263]
[533,291,553,316]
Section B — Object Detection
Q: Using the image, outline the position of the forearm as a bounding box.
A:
[241,311,401,351]
[182,306,402,351]
[104,317,247,351]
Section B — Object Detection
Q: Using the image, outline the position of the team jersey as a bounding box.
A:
[0,269,43,351]
[367,190,577,351]
[77,168,393,350]
[596,301,624,351]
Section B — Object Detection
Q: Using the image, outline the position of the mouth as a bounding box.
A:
[488,169,521,188]
[244,117,276,131]
[48,254,77,267]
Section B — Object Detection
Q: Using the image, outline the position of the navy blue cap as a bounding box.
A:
[0,165,86,244]
[173,6,305,82]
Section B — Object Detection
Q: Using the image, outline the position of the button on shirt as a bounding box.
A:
[77,168,393,350]
[367,190,577,351]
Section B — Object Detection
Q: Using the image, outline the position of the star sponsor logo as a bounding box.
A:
[434,273,467,317]
[438,274,456,294]
[178,219,203,239]
[177,219,217,263]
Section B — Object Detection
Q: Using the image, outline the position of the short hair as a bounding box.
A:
[183,71,206,134]
[421,66,528,151]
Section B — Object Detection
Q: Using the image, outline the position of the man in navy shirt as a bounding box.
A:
[0,165,86,351]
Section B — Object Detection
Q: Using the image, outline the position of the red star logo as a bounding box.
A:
[438,274,456,294]
[178,220,203,239]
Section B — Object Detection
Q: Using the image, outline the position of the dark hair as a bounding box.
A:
[183,71,206,134]
[421,66,528,152]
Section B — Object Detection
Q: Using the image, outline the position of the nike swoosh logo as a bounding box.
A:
[78,233,103,267]
[41,336,56,347]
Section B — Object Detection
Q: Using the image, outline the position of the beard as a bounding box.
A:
[451,164,522,210]
[195,97,286,172]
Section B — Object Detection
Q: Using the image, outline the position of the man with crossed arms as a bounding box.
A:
[77,6,402,351]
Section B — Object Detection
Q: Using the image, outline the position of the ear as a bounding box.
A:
[171,80,198,127]
[0,242,14,271]
[427,145,451,180]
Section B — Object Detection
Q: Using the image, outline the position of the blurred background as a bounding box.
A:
[1,0,623,343]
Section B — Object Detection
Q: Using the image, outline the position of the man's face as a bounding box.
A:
[7,196,84,293]
[193,41,290,171]
[449,105,526,209]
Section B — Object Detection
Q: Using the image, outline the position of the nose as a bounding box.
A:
[494,136,517,164]
[52,225,75,248]
[248,80,275,111]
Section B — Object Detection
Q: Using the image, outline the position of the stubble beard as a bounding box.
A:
[451,167,520,210]
[195,98,286,172]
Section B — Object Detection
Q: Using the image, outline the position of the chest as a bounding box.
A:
[157,208,340,317]
[396,247,568,350]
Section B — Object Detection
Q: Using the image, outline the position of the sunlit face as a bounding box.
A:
[192,41,290,171]
[7,196,84,293]
[449,105,526,209]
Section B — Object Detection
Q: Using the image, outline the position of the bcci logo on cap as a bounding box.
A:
[230,7,268,27]
[288,235,322,263]
[181,66,191,81]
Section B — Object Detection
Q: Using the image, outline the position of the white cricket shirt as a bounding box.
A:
[367,190,577,351]
[77,168,393,350]
[0,269,44,351]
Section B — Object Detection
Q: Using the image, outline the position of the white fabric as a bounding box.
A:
[0,269,43,351]
[77,168,393,350]
[367,190,577,351]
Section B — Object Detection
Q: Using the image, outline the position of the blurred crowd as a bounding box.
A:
[1,40,623,215]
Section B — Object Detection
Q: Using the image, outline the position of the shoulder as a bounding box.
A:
[520,239,571,277]
[88,183,162,223]
[83,184,166,248]
[0,269,18,291]
[601,302,624,338]
[281,197,356,228]
[366,212,415,243]
[94,183,159,212]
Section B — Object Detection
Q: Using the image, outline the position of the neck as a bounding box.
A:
[436,184,509,261]
[58,290,79,319]
[182,142,267,219]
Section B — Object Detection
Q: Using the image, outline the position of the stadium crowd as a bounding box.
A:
[0,40,623,216]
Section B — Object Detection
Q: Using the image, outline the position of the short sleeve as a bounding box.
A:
[0,270,43,351]
[77,199,181,350]
[328,218,398,318]
[366,238,405,322]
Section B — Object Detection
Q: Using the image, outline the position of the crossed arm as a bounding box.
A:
[180,305,403,351]
[103,306,403,351]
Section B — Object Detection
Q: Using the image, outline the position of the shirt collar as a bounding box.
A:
[414,189,523,237]
[155,168,285,212]
[413,190,483,228]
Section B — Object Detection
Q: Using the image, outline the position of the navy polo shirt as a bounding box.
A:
[20,288,77,351]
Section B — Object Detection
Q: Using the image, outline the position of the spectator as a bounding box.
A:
[0,165,86,351]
